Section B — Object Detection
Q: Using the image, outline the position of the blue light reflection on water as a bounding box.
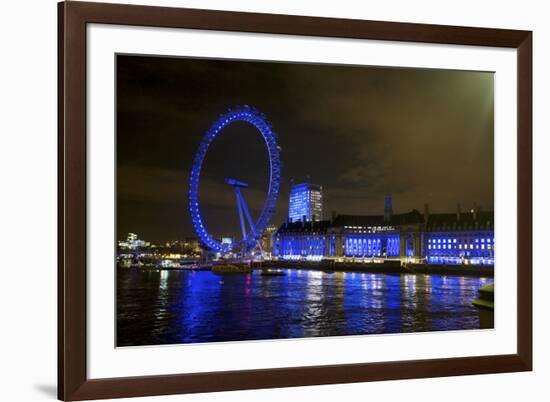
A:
[116,268,490,346]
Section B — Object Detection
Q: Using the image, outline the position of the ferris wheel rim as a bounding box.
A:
[188,105,281,254]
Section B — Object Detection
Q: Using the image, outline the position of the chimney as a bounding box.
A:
[456,203,461,221]
[423,203,430,224]
[384,193,393,222]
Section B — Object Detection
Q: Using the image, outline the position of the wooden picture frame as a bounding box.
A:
[58,1,532,400]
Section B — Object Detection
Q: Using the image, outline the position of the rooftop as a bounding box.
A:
[426,211,493,231]
[275,209,494,234]
[333,210,424,227]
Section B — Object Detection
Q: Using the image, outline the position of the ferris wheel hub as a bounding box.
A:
[225,178,249,188]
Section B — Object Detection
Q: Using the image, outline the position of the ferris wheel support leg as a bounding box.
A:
[236,190,264,255]
[235,188,247,241]
[236,190,255,233]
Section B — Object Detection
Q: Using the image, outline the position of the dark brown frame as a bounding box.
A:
[58,1,532,400]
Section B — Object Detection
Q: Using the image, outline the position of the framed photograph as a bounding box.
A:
[58,1,532,400]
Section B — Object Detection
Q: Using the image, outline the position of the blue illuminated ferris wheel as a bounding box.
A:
[188,106,281,254]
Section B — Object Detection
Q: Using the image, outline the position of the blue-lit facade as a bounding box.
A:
[288,183,323,223]
[344,233,400,257]
[422,210,494,265]
[276,234,328,260]
[273,220,331,261]
[424,231,494,265]
[273,204,494,266]
[274,210,424,262]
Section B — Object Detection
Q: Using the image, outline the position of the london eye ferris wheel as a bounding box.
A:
[188,106,281,255]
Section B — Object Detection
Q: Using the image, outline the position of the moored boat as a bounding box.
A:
[472,283,494,310]
[212,264,252,274]
[473,283,494,329]
[261,269,286,276]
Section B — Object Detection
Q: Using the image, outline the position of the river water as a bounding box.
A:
[117,268,492,346]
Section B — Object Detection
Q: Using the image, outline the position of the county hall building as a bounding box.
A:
[273,184,494,266]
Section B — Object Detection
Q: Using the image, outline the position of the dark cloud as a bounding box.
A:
[117,55,493,242]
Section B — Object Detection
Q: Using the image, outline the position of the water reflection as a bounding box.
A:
[117,268,491,346]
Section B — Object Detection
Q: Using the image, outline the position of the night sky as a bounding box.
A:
[116,55,494,243]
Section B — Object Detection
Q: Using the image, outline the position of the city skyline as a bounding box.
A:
[117,55,494,243]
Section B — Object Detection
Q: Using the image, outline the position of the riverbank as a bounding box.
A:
[119,260,493,277]
[259,260,493,277]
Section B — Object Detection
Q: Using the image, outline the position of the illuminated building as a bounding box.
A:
[260,224,279,255]
[335,210,422,259]
[117,232,150,250]
[183,237,201,252]
[221,237,233,246]
[288,182,323,222]
[273,220,331,261]
[423,206,494,265]
[273,198,494,266]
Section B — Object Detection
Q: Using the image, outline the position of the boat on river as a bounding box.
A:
[472,283,494,310]
[212,264,252,274]
[261,269,286,276]
[473,283,494,329]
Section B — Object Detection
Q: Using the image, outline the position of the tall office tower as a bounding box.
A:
[288,183,323,222]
